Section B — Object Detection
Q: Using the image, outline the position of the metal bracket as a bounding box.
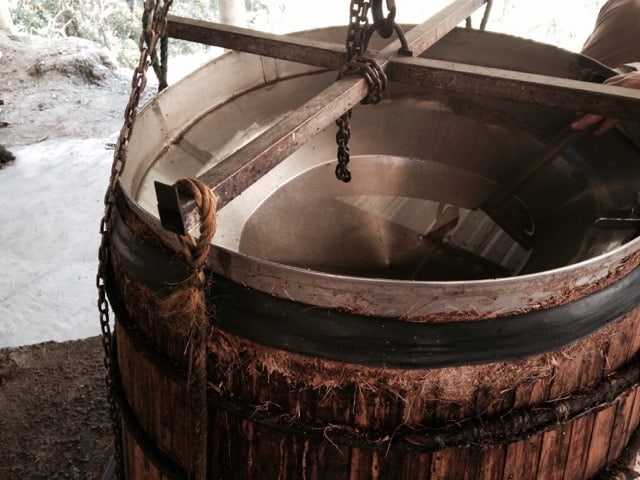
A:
[596,204,640,229]
[595,217,640,229]
[154,181,198,236]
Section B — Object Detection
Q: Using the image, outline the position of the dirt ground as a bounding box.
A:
[0,29,155,148]
[0,337,113,479]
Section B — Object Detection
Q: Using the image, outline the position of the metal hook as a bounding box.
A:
[371,0,396,39]
[370,0,412,56]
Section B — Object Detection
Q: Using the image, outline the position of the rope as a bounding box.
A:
[174,178,217,277]
[160,178,217,480]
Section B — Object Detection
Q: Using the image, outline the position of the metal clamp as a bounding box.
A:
[154,181,197,236]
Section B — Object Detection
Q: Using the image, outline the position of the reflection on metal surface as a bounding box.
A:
[239,155,533,280]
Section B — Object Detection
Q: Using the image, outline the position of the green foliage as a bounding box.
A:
[7,0,300,67]
[9,0,140,66]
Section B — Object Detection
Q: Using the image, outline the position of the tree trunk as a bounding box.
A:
[219,0,246,27]
[0,0,15,33]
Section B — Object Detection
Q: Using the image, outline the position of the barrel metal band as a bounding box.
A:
[110,201,640,369]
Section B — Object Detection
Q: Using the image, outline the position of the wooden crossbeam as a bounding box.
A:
[167,13,640,124]
[166,15,346,70]
[195,0,487,209]
[158,0,640,232]
[388,57,640,123]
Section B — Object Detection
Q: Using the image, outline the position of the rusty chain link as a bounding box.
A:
[143,8,170,91]
[341,56,388,105]
[335,55,387,182]
[96,1,173,478]
[345,0,371,60]
[368,0,411,55]
[480,0,494,31]
[335,110,352,182]
[336,0,392,183]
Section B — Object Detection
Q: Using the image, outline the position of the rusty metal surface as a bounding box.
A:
[119,27,640,319]
[388,55,640,122]
[166,15,346,70]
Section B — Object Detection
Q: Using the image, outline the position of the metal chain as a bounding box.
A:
[345,0,371,60]
[336,0,392,183]
[341,56,388,105]
[335,110,352,182]
[480,0,494,31]
[143,8,170,91]
[96,1,173,478]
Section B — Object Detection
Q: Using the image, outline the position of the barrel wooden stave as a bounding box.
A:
[108,200,640,479]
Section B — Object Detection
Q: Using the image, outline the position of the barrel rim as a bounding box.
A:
[110,199,640,367]
[118,27,640,317]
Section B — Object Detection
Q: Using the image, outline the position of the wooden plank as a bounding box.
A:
[607,391,637,465]
[166,15,346,71]
[626,387,640,448]
[537,425,572,480]
[583,404,618,478]
[348,449,388,480]
[562,414,596,480]
[167,0,487,71]
[619,387,640,471]
[602,317,636,376]
[197,75,367,208]
[388,56,640,122]
[503,434,542,480]
[513,376,549,410]
[478,444,506,480]
[548,349,588,402]
[430,447,471,480]
[378,450,405,480]
[464,448,484,480]
[623,311,640,362]
[578,336,608,390]
[315,441,352,479]
[401,452,432,479]
[485,388,516,419]
[116,323,194,475]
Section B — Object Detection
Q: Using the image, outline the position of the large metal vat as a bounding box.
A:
[107,27,640,479]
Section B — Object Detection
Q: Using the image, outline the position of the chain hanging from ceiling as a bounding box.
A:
[96,1,173,478]
[143,7,170,91]
[335,0,494,183]
[335,0,408,183]
[466,0,494,31]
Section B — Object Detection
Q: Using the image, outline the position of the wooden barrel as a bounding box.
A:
[106,27,640,479]
[108,204,640,479]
